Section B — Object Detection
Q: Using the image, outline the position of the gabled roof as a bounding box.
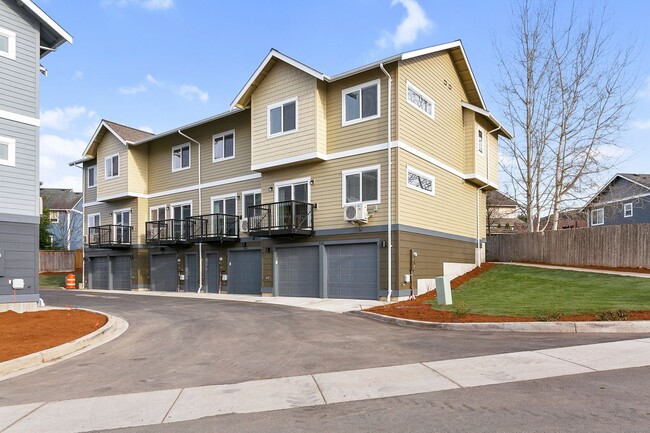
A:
[40,188,82,211]
[461,101,513,139]
[231,40,488,111]
[583,173,650,209]
[14,0,73,56]
[487,191,518,207]
[72,120,154,165]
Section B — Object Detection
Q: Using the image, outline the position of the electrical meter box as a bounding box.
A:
[12,279,25,290]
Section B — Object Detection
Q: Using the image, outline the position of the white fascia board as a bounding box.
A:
[617,175,650,192]
[400,40,462,61]
[80,121,127,159]
[328,54,401,82]
[582,174,650,210]
[581,174,624,209]
[460,101,514,139]
[18,0,73,45]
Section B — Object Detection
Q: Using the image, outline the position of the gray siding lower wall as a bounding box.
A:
[0,219,39,304]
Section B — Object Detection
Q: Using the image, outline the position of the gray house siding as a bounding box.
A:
[0,1,39,119]
[588,177,650,227]
[48,200,84,250]
[0,117,39,216]
[0,213,39,306]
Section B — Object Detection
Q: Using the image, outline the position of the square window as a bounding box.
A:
[213,130,235,162]
[268,99,297,137]
[87,165,96,188]
[172,144,190,171]
[342,80,380,125]
[0,27,16,60]
[105,154,119,178]
[342,166,380,205]
[624,203,633,218]
[0,137,15,167]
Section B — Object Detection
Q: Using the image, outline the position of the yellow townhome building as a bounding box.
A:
[70,40,511,300]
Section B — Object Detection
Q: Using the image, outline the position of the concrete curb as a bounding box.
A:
[0,308,129,381]
[348,310,650,333]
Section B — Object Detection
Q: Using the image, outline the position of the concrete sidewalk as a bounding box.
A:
[505,262,650,278]
[2,337,649,433]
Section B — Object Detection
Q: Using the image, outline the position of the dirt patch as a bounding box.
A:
[366,263,650,323]
[0,309,107,362]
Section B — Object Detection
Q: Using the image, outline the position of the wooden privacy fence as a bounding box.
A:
[39,249,83,272]
[487,224,650,269]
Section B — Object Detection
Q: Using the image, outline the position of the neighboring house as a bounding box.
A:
[0,0,71,312]
[486,191,526,234]
[584,173,650,227]
[539,210,588,231]
[70,41,511,300]
[41,188,83,250]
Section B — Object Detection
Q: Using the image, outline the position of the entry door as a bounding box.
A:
[185,253,198,292]
[206,252,220,293]
[172,204,191,239]
[114,210,130,243]
[277,182,309,228]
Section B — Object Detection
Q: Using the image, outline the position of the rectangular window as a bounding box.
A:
[0,27,16,60]
[624,203,633,218]
[113,209,131,244]
[87,165,96,188]
[268,98,297,137]
[591,208,604,226]
[0,136,15,167]
[406,81,434,119]
[105,154,119,179]
[171,202,191,239]
[172,143,190,171]
[242,190,262,216]
[212,196,237,215]
[477,128,485,154]
[49,211,59,223]
[406,166,435,196]
[87,213,100,228]
[342,166,380,205]
[150,206,166,221]
[213,130,235,162]
[342,79,380,126]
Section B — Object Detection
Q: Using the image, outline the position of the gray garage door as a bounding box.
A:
[276,246,319,297]
[206,252,220,293]
[151,254,178,292]
[185,253,198,292]
[111,256,131,291]
[327,243,378,300]
[228,250,261,295]
[88,257,108,290]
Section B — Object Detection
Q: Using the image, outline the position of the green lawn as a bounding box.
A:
[39,272,82,288]
[425,265,650,317]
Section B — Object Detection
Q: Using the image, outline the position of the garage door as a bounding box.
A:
[151,254,177,292]
[276,246,319,297]
[206,252,220,293]
[88,257,108,290]
[327,243,378,300]
[228,250,261,294]
[111,256,131,291]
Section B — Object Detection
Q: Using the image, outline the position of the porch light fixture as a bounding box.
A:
[268,186,273,192]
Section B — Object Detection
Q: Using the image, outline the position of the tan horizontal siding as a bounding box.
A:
[83,160,97,203]
[84,198,140,242]
[96,134,128,199]
[463,109,476,173]
[128,144,149,195]
[200,178,262,215]
[147,191,198,215]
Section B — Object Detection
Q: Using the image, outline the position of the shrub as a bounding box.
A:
[596,310,629,321]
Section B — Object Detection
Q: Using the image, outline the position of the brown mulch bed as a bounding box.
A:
[367,263,650,323]
[0,309,107,362]
[517,261,650,274]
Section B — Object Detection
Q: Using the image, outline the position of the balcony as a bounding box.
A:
[145,219,190,246]
[187,213,240,243]
[246,200,315,237]
[88,225,132,248]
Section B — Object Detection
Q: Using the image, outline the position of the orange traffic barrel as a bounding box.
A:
[65,273,76,289]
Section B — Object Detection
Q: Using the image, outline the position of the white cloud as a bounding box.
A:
[41,135,88,160]
[632,119,650,130]
[146,74,161,86]
[41,106,88,131]
[138,125,154,134]
[376,0,433,49]
[594,144,629,160]
[74,70,84,80]
[638,76,650,99]
[178,84,209,103]
[102,0,174,11]
[119,84,147,95]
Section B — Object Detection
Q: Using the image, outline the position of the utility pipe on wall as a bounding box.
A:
[476,126,501,267]
[178,130,203,293]
[379,62,392,302]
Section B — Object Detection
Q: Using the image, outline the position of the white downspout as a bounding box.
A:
[72,164,85,288]
[476,125,501,267]
[379,63,392,302]
[178,130,203,293]
[66,210,71,250]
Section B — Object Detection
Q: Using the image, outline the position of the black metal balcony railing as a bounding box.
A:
[88,225,132,248]
[187,213,239,243]
[145,219,189,245]
[246,200,314,237]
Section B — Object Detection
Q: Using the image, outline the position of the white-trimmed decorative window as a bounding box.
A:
[624,202,633,218]
[591,208,604,226]
[342,165,380,206]
[406,81,434,119]
[87,165,96,188]
[0,136,16,167]
[105,154,119,179]
[477,128,485,154]
[49,211,59,223]
[406,166,435,196]
[268,98,297,137]
[172,143,190,171]
[0,27,16,60]
[213,130,235,162]
[342,79,380,126]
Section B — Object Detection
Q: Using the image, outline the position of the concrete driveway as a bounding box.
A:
[1,288,646,408]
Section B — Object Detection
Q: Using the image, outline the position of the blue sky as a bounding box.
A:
[37,0,650,193]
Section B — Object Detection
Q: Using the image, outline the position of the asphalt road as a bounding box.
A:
[1,288,647,409]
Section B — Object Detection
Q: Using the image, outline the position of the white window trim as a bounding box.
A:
[104,153,120,179]
[170,200,193,218]
[476,127,485,155]
[624,202,633,218]
[87,165,97,188]
[210,193,238,215]
[0,136,16,167]
[591,208,604,226]
[171,142,191,172]
[49,211,59,223]
[149,205,167,220]
[405,80,435,120]
[274,177,311,203]
[342,79,381,127]
[87,213,100,228]
[0,27,16,61]
[341,165,381,207]
[212,129,236,162]
[241,189,262,216]
[406,165,435,196]
[113,208,131,226]
[267,97,298,138]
